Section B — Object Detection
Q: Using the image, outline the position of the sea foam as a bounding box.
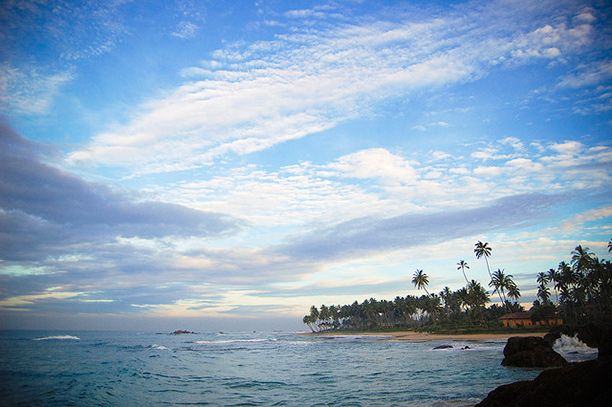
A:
[33,335,80,341]
[553,334,598,361]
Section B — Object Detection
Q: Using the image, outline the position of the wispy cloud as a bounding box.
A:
[69,0,598,176]
[0,64,73,114]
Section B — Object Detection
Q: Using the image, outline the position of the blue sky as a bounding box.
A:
[0,0,610,331]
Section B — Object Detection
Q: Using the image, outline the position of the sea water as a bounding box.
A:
[0,330,596,406]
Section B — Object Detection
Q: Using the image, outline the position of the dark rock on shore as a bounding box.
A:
[433,344,453,349]
[476,358,612,407]
[501,336,566,368]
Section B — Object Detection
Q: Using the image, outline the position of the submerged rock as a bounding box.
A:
[433,345,453,350]
[476,358,612,406]
[501,336,567,368]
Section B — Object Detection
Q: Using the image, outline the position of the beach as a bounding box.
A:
[314,330,546,342]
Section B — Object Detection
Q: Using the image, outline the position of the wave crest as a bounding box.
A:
[34,335,80,341]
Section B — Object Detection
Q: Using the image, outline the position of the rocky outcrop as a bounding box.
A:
[171,330,195,335]
[501,336,567,368]
[433,344,453,349]
[476,358,612,406]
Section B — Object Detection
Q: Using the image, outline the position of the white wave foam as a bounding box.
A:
[150,344,169,350]
[34,335,80,341]
[553,334,598,361]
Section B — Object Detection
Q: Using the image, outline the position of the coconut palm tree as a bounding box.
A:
[474,241,500,296]
[608,239,611,253]
[457,260,470,284]
[507,284,521,302]
[571,245,595,273]
[488,268,508,308]
[536,271,549,286]
[412,269,430,295]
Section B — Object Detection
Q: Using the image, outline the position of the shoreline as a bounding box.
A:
[310,330,547,342]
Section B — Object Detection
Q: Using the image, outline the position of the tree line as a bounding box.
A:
[303,240,611,332]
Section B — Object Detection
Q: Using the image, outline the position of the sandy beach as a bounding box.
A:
[314,330,546,342]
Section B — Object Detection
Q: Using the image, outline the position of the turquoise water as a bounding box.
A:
[0,330,545,406]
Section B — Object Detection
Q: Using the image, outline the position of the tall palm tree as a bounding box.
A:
[474,241,494,280]
[457,260,470,285]
[608,239,611,253]
[412,269,430,295]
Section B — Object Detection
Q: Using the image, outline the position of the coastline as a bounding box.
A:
[311,330,546,342]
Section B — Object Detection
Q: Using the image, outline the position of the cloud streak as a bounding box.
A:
[0,123,241,261]
[69,0,598,176]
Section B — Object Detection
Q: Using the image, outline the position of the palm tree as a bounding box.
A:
[536,271,549,286]
[507,284,521,302]
[571,245,595,273]
[412,269,430,295]
[608,239,611,253]
[488,268,509,308]
[547,268,559,303]
[457,260,470,284]
[474,241,495,282]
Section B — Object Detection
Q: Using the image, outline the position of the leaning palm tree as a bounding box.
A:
[608,239,611,253]
[474,241,493,279]
[412,269,430,295]
[457,260,470,284]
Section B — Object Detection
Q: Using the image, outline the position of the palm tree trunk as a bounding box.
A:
[461,267,469,285]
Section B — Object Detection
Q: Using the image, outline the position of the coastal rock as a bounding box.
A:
[171,330,195,335]
[501,336,567,368]
[433,345,453,350]
[476,358,612,407]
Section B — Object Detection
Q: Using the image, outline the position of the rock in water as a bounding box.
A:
[432,345,453,350]
[501,336,567,368]
[476,358,612,406]
[171,330,195,335]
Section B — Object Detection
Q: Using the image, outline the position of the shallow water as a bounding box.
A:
[0,330,594,406]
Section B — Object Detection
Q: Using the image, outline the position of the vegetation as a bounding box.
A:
[531,244,612,327]
[303,240,611,333]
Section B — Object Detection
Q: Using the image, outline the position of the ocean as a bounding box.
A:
[0,330,597,406]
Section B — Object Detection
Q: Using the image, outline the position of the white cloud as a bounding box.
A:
[68,1,598,176]
[0,64,72,115]
[558,61,612,89]
[172,21,199,39]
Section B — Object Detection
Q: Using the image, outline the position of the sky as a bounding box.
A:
[0,0,610,331]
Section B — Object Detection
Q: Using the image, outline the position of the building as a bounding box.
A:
[499,311,563,328]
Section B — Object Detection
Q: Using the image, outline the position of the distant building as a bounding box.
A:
[498,311,562,328]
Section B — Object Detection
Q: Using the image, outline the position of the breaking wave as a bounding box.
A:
[553,334,598,361]
[33,335,80,341]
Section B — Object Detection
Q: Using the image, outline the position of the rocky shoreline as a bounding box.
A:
[477,324,612,406]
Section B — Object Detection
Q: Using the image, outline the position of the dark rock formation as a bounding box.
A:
[501,336,567,368]
[432,344,453,350]
[476,358,612,406]
[461,346,471,350]
[171,330,195,335]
